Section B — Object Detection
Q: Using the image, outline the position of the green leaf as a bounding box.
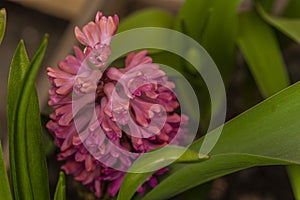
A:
[143,154,290,200]
[243,6,300,199]
[201,0,240,83]
[258,0,274,13]
[0,8,6,45]
[0,142,13,200]
[176,0,240,83]
[282,0,300,18]
[118,172,151,200]
[237,11,289,97]
[289,166,300,200]
[25,82,50,199]
[18,36,49,200]
[54,172,66,200]
[171,0,242,131]
[8,40,31,200]
[142,81,300,199]
[134,146,207,172]
[118,9,174,33]
[239,6,300,199]
[175,0,214,42]
[117,146,206,200]
[257,4,300,44]
[7,37,49,200]
[241,5,300,199]
[288,165,300,200]
[242,7,300,199]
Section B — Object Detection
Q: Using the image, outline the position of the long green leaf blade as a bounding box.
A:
[257,4,300,43]
[143,154,291,200]
[54,172,66,200]
[7,37,49,199]
[0,142,12,200]
[143,80,300,199]
[0,8,6,44]
[17,36,49,200]
[8,41,31,200]
[237,11,289,97]
[244,5,300,199]
[238,10,300,197]
[241,5,300,199]
[25,86,50,199]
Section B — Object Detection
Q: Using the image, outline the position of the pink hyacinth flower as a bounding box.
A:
[46,11,188,198]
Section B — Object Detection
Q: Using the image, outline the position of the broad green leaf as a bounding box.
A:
[242,8,300,199]
[237,11,289,97]
[118,9,174,33]
[0,142,12,200]
[142,80,300,199]
[117,146,206,200]
[7,37,49,200]
[54,172,66,200]
[257,4,300,43]
[241,6,300,199]
[0,8,6,44]
[143,154,290,200]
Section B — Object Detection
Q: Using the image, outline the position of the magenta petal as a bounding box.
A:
[94,179,102,198]
[108,174,124,196]
[61,160,83,174]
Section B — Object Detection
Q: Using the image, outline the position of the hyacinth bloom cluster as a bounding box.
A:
[47,11,188,198]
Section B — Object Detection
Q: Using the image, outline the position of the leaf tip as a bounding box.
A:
[58,171,66,184]
[198,154,210,160]
[0,8,6,14]
[43,34,49,41]
[19,39,25,46]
